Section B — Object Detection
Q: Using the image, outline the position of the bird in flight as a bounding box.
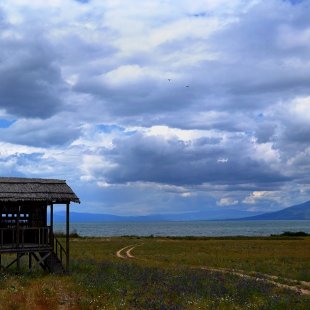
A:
[168,79,172,82]
[185,85,189,87]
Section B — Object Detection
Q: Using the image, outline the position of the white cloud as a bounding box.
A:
[80,154,117,181]
[217,197,238,206]
[252,140,281,164]
[181,192,193,198]
[142,125,218,141]
[243,191,282,205]
[288,96,310,122]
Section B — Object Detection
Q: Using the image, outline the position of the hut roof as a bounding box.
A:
[0,177,80,204]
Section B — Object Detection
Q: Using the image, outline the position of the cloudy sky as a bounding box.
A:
[0,0,309,215]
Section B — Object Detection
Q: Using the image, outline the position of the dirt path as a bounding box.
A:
[199,266,310,296]
[115,243,310,295]
[126,246,137,258]
[116,244,143,259]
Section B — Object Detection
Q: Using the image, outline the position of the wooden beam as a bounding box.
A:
[4,253,26,270]
[66,202,70,273]
[29,252,51,272]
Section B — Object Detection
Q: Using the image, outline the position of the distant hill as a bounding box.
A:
[54,208,263,222]
[238,201,310,220]
[54,212,166,223]
[53,201,310,222]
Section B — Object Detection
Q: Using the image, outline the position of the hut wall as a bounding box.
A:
[0,202,48,245]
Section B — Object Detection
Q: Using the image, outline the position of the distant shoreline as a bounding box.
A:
[53,220,310,237]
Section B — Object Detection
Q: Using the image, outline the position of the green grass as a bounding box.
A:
[72,260,309,309]
[0,236,309,309]
[70,236,310,281]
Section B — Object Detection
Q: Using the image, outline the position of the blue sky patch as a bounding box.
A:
[285,0,304,4]
[0,119,15,128]
[74,0,90,4]
[97,124,137,136]
[97,124,125,133]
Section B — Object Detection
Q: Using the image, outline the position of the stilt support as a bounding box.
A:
[66,202,70,273]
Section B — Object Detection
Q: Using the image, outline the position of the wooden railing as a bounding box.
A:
[0,227,68,271]
[53,235,67,270]
[0,227,51,249]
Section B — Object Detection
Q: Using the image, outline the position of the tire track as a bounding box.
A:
[199,266,310,296]
[126,246,137,258]
[115,243,310,295]
[116,243,143,259]
[116,245,135,258]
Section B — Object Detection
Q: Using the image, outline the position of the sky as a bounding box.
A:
[0,0,309,215]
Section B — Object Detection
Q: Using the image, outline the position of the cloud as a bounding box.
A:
[242,191,282,205]
[97,129,289,187]
[284,0,304,5]
[217,198,239,206]
[0,115,81,147]
[0,16,66,118]
[0,0,309,215]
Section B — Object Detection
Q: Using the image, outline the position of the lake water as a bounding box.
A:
[54,220,310,237]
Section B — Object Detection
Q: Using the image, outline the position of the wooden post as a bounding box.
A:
[16,206,20,272]
[50,203,54,248]
[66,202,70,273]
[16,206,20,248]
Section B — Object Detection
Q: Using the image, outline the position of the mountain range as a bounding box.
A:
[238,200,310,220]
[53,201,310,222]
[54,208,262,222]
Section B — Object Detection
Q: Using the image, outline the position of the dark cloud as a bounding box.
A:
[283,122,310,145]
[102,133,288,187]
[0,116,81,147]
[0,27,66,119]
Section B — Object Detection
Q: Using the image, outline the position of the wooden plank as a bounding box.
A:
[0,246,51,254]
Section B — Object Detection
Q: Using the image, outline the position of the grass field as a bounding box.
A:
[0,236,309,309]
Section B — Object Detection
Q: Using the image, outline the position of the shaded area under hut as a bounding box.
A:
[0,177,80,273]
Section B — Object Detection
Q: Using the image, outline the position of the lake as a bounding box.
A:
[54,220,310,237]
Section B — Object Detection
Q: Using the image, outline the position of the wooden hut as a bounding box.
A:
[0,177,80,273]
